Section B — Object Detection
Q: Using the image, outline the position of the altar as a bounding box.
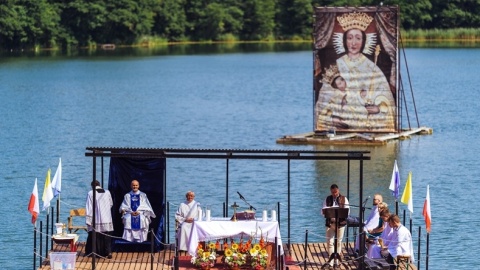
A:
[187,218,283,256]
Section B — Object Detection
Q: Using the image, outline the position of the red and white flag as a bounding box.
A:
[422,185,432,233]
[28,178,40,225]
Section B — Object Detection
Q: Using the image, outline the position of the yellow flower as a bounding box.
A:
[249,248,257,256]
[232,243,239,250]
[204,251,211,258]
[260,249,268,256]
[209,243,216,250]
[225,249,233,257]
[253,244,261,251]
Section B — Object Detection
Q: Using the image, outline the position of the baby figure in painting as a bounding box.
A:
[317,64,368,130]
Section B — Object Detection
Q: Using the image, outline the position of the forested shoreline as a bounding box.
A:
[1,0,479,51]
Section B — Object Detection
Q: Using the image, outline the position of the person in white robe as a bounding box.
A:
[355,194,382,251]
[85,180,113,258]
[367,208,393,259]
[119,180,156,242]
[175,191,202,252]
[381,214,414,269]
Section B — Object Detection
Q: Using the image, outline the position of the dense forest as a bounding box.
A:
[1,0,478,50]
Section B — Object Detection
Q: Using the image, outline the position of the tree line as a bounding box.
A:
[1,0,478,50]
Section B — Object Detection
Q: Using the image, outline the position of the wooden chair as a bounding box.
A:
[67,208,88,233]
[395,255,411,269]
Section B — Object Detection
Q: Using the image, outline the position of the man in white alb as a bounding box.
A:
[175,191,202,252]
[119,180,156,242]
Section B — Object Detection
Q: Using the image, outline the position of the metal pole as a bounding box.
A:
[39,221,43,268]
[33,224,37,270]
[151,229,154,270]
[56,199,60,223]
[303,230,308,270]
[346,160,350,244]
[45,210,49,258]
[277,201,281,227]
[50,206,54,250]
[426,232,430,270]
[167,201,170,244]
[359,159,365,270]
[92,155,96,269]
[417,226,421,270]
[288,159,291,248]
[226,158,229,216]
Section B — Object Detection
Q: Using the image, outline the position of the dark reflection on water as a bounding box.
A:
[1,42,312,58]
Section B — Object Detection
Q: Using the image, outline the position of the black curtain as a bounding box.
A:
[108,157,165,249]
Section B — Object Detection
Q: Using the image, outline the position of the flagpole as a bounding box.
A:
[56,196,60,223]
[426,232,430,270]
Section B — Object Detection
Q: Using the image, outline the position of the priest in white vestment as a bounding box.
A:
[86,180,114,257]
[175,191,202,252]
[119,180,156,242]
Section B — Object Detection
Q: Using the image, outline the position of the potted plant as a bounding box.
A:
[191,242,217,270]
[224,242,247,270]
[250,244,269,270]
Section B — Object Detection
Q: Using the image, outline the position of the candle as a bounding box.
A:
[271,210,277,221]
[206,209,211,221]
[262,210,268,221]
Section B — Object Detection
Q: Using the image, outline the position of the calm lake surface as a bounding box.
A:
[1,44,479,269]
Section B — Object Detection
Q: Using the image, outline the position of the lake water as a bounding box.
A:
[1,44,478,269]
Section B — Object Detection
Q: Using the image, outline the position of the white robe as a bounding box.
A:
[387,224,414,262]
[85,186,114,232]
[175,200,202,251]
[119,190,156,242]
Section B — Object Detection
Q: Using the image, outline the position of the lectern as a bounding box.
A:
[322,207,349,269]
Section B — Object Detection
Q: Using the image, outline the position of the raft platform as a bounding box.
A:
[38,241,416,270]
[276,127,433,145]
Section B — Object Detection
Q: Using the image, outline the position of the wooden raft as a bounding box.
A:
[39,242,416,270]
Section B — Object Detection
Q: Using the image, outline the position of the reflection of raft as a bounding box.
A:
[277,127,433,145]
[100,44,116,50]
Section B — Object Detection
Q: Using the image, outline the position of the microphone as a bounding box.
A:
[362,196,371,205]
[237,191,245,200]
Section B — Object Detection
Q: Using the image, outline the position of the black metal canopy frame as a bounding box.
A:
[85,147,371,269]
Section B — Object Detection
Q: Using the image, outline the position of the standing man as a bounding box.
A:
[175,191,202,252]
[322,184,350,267]
[119,179,156,242]
[85,180,113,258]
[381,214,414,270]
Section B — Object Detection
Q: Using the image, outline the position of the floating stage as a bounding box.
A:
[277,127,433,145]
[38,241,416,270]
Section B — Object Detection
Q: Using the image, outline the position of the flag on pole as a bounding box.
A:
[51,158,62,197]
[423,185,432,233]
[401,171,413,213]
[42,168,53,211]
[389,160,400,200]
[28,178,40,224]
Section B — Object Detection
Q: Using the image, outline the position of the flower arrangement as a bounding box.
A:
[224,242,247,268]
[191,242,217,269]
[249,243,269,270]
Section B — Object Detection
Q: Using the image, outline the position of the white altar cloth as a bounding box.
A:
[187,218,283,256]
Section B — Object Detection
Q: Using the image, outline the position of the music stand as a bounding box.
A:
[322,207,349,269]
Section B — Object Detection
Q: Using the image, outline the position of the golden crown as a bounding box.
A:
[322,64,340,85]
[337,12,374,32]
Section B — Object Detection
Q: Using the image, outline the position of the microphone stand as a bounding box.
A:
[239,195,256,211]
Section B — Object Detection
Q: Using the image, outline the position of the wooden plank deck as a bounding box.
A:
[39,242,416,270]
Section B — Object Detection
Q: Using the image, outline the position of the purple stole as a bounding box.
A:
[130,193,141,230]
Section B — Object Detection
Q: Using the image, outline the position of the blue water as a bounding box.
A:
[1,46,479,269]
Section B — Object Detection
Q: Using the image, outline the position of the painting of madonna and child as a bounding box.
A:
[314,6,399,133]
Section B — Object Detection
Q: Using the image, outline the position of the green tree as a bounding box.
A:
[154,0,187,41]
[276,0,312,39]
[241,0,276,40]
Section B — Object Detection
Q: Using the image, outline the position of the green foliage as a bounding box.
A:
[2,0,480,50]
